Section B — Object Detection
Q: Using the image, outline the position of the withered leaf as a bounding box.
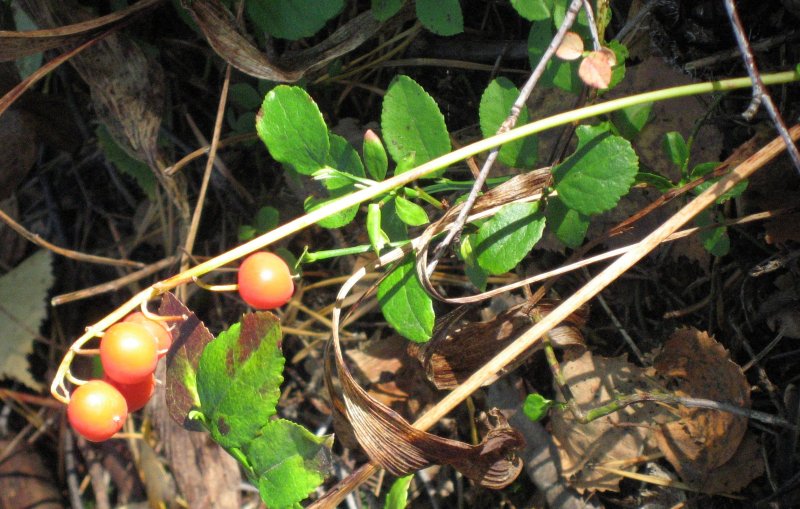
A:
[410,299,587,390]
[551,350,666,492]
[184,0,406,83]
[0,0,163,61]
[326,332,525,489]
[578,49,614,89]
[159,292,212,431]
[653,328,752,489]
[555,31,584,61]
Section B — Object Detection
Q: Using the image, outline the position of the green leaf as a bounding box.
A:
[511,0,553,21]
[246,0,344,40]
[304,193,358,229]
[662,131,689,171]
[363,129,389,181]
[479,78,538,168]
[394,195,429,226]
[415,0,463,36]
[552,123,639,215]
[696,210,730,257]
[239,206,280,241]
[97,125,156,200]
[610,101,652,140]
[367,203,391,254]
[326,133,366,184]
[474,202,546,275]
[602,40,629,92]
[382,75,451,176]
[460,235,487,291]
[635,171,675,193]
[257,86,329,175]
[0,250,52,390]
[377,254,434,342]
[690,162,748,204]
[381,197,409,241]
[384,474,414,509]
[247,420,333,509]
[229,83,262,110]
[197,313,285,449]
[523,393,554,422]
[371,0,405,21]
[545,196,589,248]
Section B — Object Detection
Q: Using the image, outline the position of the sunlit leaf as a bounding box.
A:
[474,202,546,275]
[523,393,554,422]
[479,77,538,168]
[377,254,434,342]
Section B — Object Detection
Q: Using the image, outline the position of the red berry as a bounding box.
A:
[100,322,158,384]
[105,374,156,412]
[67,380,127,441]
[237,252,294,310]
[122,312,172,358]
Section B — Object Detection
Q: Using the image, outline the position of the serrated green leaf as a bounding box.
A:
[474,202,546,275]
[394,195,429,226]
[246,0,344,40]
[257,86,329,175]
[460,235,487,291]
[416,0,463,36]
[384,474,414,509]
[377,254,434,342]
[97,125,156,200]
[371,0,405,21]
[523,393,554,422]
[363,129,389,181]
[662,131,689,171]
[368,203,391,254]
[382,75,451,176]
[552,123,638,215]
[247,420,333,509]
[545,196,589,248]
[197,313,284,449]
[479,78,538,168]
[0,250,52,390]
[610,101,652,140]
[696,209,730,257]
[511,0,553,21]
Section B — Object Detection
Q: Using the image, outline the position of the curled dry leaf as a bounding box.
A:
[409,299,587,390]
[652,328,760,491]
[555,31,584,61]
[551,350,667,492]
[578,49,614,89]
[326,334,525,489]
[0,0,163,61]
[185,0,408,83]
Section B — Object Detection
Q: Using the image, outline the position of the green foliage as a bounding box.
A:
[384,475,414,508]
[662,131,689,173]
[377,254,435,342]
[460,235,488,291]
[257,86,329,175]
[553,123,639,215]
[394,195,430,226]
[511,0,554,21]
[363,130,389,181]
[190,313,331,508]
[368,203,391,254]
[545,196,589,248]
[371,0,405,21]
[97,125,157,200]
[523,393,554,422]
[610,102,653,140]
[246,0,344,40]
[696,209,730,257]
[382,75,451,176]
[479,78,538,168]
[474,202,547,275]
[527,18,582,93]
[416,0,463,36]
[239,206,280,241]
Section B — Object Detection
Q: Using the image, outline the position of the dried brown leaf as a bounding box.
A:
[551,351,666,492]
[0,0,163,61]
[410,299,587,390]
[578,50,613,89]
[555,32,584,61]
[327,332,525,489]
[185,0,405,83]
[653,328,752,489]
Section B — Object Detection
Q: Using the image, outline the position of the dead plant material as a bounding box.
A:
[0,0,163,61]
[551,350,666,492]
[652,328,761,491]
[409,299,587,390]
[185,0,410,83]
[326,334,525,489]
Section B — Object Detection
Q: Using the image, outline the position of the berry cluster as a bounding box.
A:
[67,312,171,442]
[64,251,294,442]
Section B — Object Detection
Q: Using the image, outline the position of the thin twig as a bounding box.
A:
[426,0,585,276]
[0,206,144,268]
[723,0,800,174]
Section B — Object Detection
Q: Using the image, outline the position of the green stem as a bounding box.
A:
[300,240,411,264]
